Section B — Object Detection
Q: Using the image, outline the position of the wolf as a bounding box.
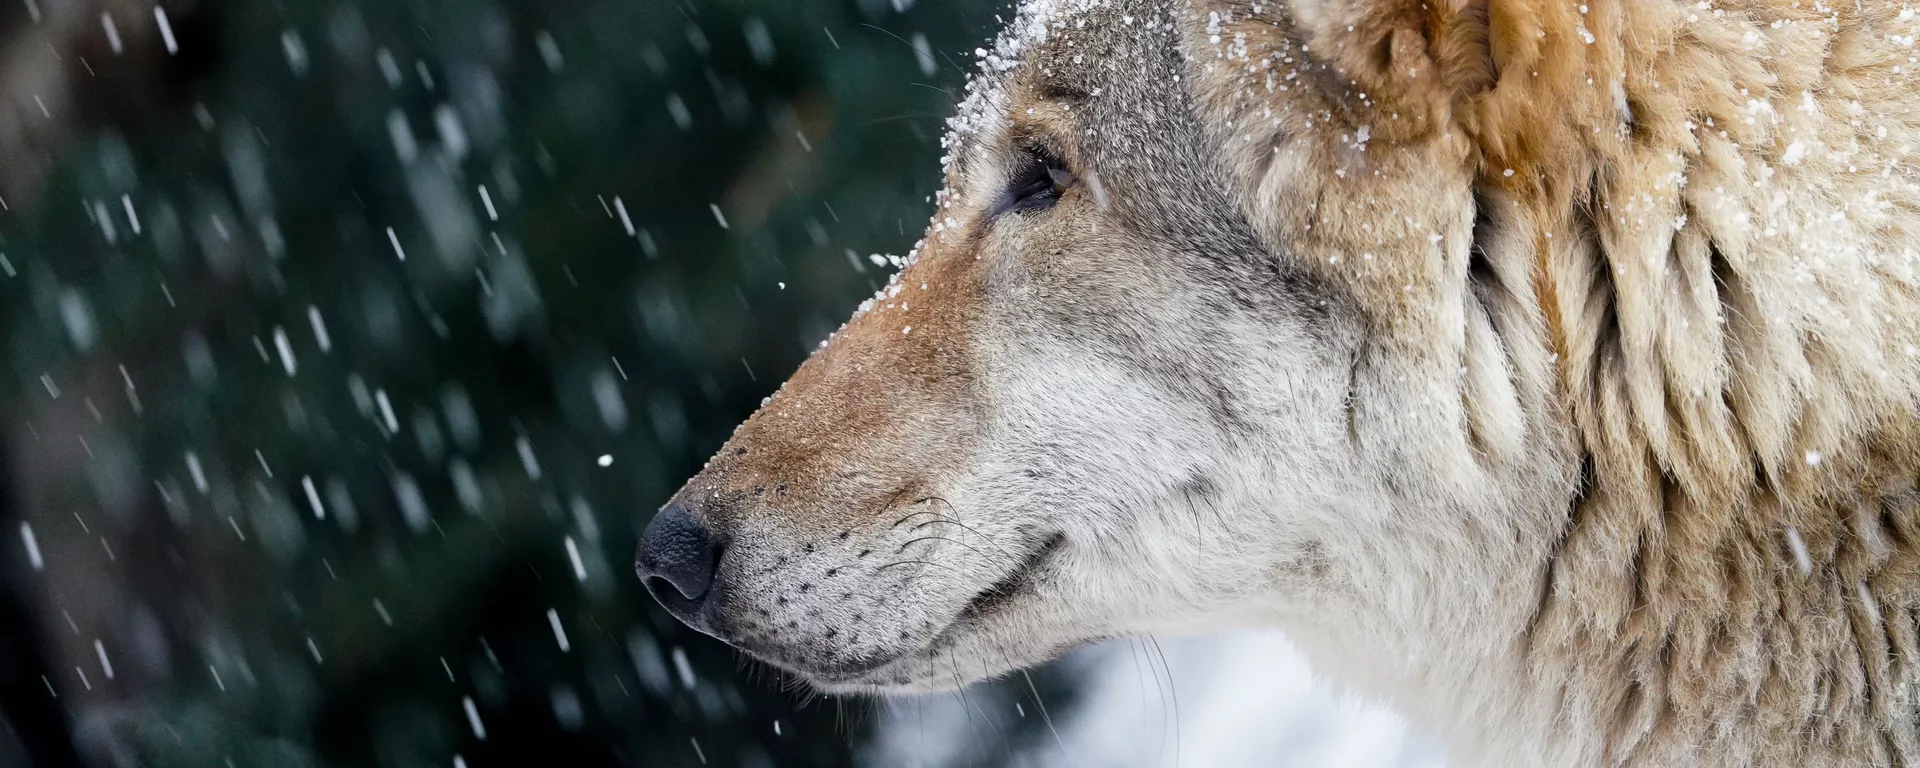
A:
[636,0,1920,764]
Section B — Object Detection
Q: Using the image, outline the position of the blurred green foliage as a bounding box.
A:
[0,0,1015,765]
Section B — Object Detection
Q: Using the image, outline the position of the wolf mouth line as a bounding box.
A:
[955,532,1064,622]
[765,530,1068,684]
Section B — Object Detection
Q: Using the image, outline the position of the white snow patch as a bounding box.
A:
[272,326,297,376]
[384,226,412,261]
[1786,527,1814,575]
[462,696,487,740]
[302,475,326,519]
[101,13,122,54]
[565,536,588,581]
[186,452,209,493]
[516,436,542,480]
[548,608,570,652]
[20,523,42,571]
[154,8,178,54]
[672,646,697,689]
[94,639,114,680]
[1782,140,1809,166]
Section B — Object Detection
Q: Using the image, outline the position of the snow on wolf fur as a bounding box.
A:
[637,0,1920,764]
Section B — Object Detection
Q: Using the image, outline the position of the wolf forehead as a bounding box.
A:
[940,1,1195,178]
[923,3,1265,267]
[932,0,1423,234]
[943,0,1409,139]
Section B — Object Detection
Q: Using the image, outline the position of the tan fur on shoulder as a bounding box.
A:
[1200,0,1920,761]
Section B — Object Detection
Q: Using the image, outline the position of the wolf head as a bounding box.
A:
[637,0,1579,696]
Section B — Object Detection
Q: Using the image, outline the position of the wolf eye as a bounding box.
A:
[989,147,1073,218]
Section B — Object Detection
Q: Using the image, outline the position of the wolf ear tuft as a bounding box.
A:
[1218,0,1495,118]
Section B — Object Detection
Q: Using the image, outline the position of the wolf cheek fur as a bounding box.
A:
[638,0,1920,764]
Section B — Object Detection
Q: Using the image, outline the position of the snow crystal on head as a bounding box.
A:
[941,0,1114,173]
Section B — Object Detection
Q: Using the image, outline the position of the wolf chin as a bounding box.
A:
[635,0,1920,764]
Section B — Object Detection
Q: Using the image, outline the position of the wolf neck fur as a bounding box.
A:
[1186,0,1920,761]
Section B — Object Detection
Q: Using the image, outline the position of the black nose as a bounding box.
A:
[636,502,723,627]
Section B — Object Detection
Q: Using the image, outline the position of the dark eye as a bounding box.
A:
[988,147,1073,218]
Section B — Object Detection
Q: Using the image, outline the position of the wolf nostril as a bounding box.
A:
[636,502,723,609]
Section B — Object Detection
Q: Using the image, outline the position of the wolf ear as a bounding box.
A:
[1205,0,1496,123]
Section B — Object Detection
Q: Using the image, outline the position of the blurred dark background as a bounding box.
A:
[0,0,1040,765]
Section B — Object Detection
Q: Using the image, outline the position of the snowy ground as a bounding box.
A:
[864,630,1448,767]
